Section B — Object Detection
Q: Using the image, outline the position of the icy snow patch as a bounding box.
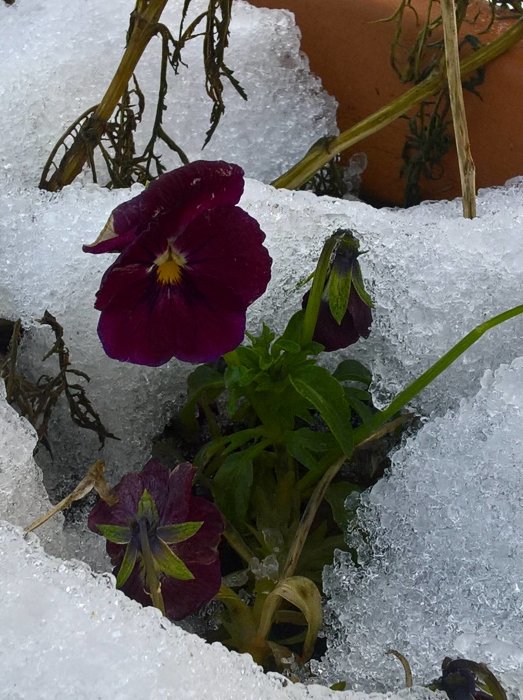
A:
[0,0,337,188]
[0,521,442,700]
[318,357,523,693]
[1,178,523,532]
[0,383,62,549]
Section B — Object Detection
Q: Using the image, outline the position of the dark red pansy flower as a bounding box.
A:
[84,160,272,366]
[88,459,224,621]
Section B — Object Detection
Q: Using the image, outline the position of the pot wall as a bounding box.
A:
[248,0,523,206]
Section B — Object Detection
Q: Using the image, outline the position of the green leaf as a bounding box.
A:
[272,338,301,354]
[279,310,305,345]
[186,363,225,395]
[156,521,203,544]
[261,576,323,662]
[115,541,138,588]
[213,450,255,527]
[284,428,338,472]
[289,364,354,457]
[330,681,347,691]
[154,539,195,580]
[137,489,159,524]
[327,264,352,325]
[333,359,372,386]
[347,387,371,402]
[179,364,225,436]
[96,524,132,544]
[325,481,362,530]
[345,394,374,424]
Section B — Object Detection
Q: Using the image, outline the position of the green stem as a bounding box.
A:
[282,454,346,580]
[301,234,338,345]
[354,303,523,444]
[223,522,256,565]
[138,520,166,615]
[272,19,523,191]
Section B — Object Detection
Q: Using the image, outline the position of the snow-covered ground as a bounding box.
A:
[2,0,523,697]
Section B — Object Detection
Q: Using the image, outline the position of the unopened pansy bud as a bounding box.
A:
[303,230,373,351]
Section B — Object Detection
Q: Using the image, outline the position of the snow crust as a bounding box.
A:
[318,357,523,695]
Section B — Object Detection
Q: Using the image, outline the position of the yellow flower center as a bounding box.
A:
[154,247,186,286]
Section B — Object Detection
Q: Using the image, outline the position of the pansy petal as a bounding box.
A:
[94,263,156,312]
[176,206,272,309]
[88,471,146,530]
[160,560,222,620]
[302,289,372,352]
[97,279,248,365]
[160,462,196,524]
[82,212,139,255]
[139,160,246,234]
[84,161,245,256]
[349,289,373,338]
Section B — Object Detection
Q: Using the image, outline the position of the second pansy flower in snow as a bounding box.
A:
[84,161,272,366]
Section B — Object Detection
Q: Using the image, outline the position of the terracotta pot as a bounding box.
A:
[248,0,523,206]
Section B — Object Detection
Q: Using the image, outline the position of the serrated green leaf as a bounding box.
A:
[333,359,372,386]
[279,310,305,345]
[272,338,301,354]
[96,524,132,544]
[154,539,195,580]
[157,521,203,544]
[186,363,225,395]
[289,364,354,457]
[115,541,138,588]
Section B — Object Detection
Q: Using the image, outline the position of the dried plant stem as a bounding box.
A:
[42,0,169,192]
[273,19,523,191]
[440,0,476,217]
[24,460,116,533]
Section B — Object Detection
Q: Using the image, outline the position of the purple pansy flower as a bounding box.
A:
[84,161,272,366]
[88,459,224,620]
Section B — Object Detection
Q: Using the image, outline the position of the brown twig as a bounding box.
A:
[440,0,476,217]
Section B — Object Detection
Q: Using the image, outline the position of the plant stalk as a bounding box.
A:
[272,20,523,191]
[440,0,476,217]
[301,233,338,345]
[42,0,169,192]
[354,303,523,444]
